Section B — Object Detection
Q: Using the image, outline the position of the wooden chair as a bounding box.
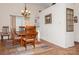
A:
[1,26,10,41]
[11,28,21,45]
[19,26,25,32]
[23,26,38,49]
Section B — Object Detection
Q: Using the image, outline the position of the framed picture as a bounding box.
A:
[45,14,52,24]
[74,16,78,23]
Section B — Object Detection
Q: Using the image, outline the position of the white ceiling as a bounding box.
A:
[0,3,52,10]
[28,3,52,8]
[36,3,52,7]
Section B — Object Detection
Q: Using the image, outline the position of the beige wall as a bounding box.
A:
[65,3,75,48]
[39,3,66,48]
[0,3,47,32]
[73,4,79,42]
[39,3,77,48]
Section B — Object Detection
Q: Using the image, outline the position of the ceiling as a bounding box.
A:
[29,3,52,8]
[37,3,52,7]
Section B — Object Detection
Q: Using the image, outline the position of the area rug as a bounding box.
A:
[1,40,53,55]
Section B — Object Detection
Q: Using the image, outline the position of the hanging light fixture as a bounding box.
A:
[21,3,30,18]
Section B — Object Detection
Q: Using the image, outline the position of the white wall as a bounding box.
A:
[65,3,79,46]
[0,3,47,32]
[39,3,66,48]
[39,3,79,48]
[65,3,75,47]
[73,4,79,42]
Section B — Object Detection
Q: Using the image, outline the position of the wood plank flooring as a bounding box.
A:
[0,39,79,55]
[35,41,79,55]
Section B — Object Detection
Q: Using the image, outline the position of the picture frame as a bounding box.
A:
[45,14,52,24]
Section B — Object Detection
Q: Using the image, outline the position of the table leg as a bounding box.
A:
[20,37,24,46]
[8,35,9,40]
[1,35,3,41]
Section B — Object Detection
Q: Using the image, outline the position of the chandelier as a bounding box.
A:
[21,3,30,18]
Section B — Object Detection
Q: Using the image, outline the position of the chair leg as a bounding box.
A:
[23,41,27,49]
[33,44,35,48]
[24,43,26,47]
[22,40,26,47]
[8,36,9,40]
[33,41,35,48]
[25,45,27,50]
[1,35,3,41]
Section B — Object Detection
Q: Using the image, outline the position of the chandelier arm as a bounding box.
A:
[21,3,30,18]
[25,3,27,10]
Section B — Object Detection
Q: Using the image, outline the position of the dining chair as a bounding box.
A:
[1,26,10,41]
[23,26,38,49]
[19,26,25,32]
[11,28,21,45]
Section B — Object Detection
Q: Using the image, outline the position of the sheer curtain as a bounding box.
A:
[10,15,16,30]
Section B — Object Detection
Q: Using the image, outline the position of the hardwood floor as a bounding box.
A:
[0,39,79,55]
[35,41,79,55]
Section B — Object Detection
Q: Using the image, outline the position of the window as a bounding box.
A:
[16,16,25,31]
[66,8,74,32]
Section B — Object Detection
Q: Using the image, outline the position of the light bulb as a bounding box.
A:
[26,10,28,12]
[29,11,31,13]
[21,10,24,13]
